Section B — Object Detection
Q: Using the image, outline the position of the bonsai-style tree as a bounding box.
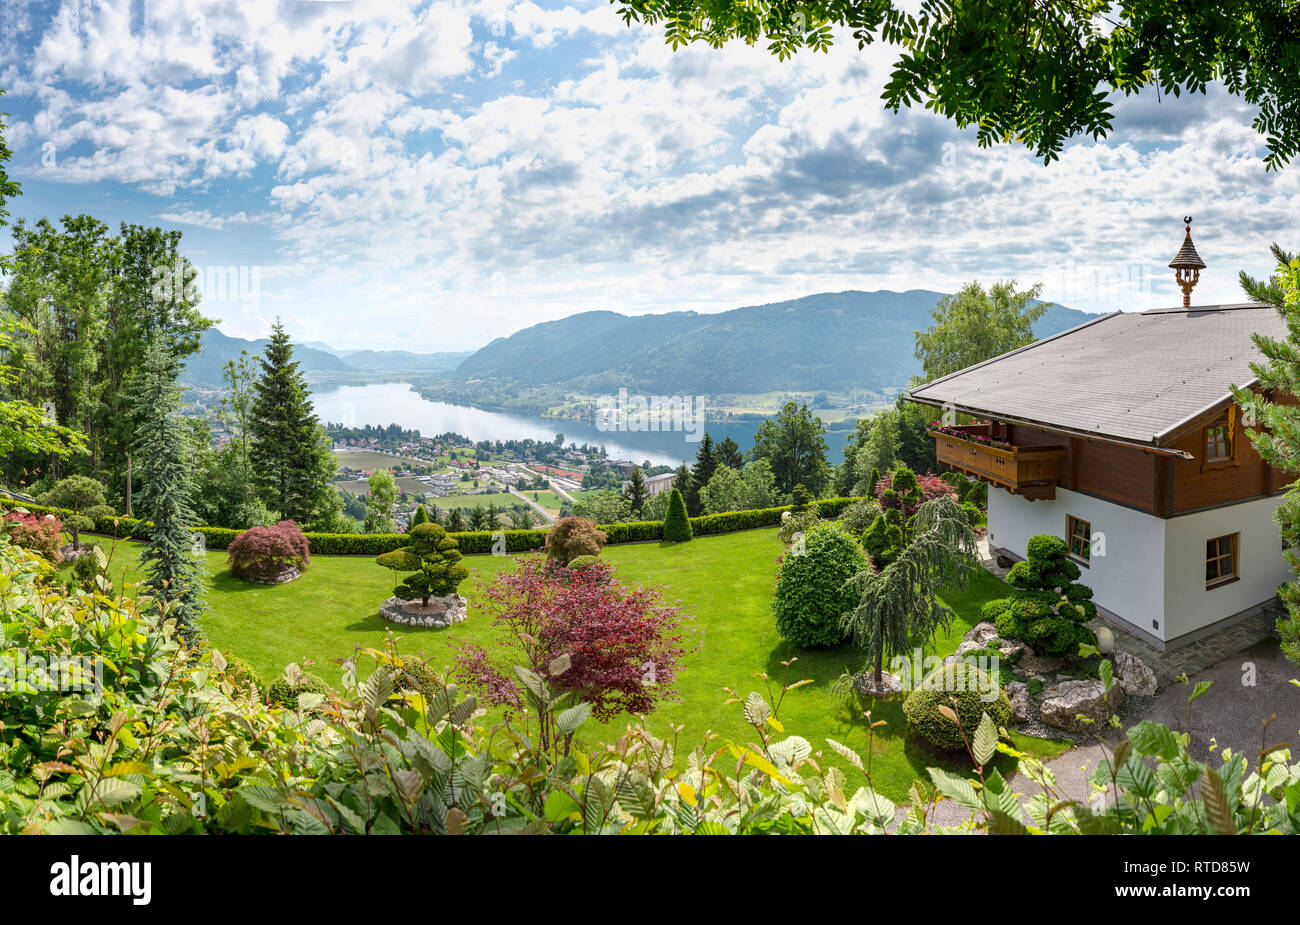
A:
[376,522,469,607]
[40,475,110,549]
[982,534,1097,657]
[843,494,980,689]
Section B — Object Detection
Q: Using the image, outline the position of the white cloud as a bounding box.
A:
[2,1,1297,351]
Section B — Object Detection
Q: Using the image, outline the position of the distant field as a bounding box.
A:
[426,491,520,511]
[519,489,567,512]
[333,450,430,471]
[335,476,436,496]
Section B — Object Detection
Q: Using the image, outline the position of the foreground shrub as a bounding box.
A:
[902,663,1012,752]
[662,488,692,542]
[772,520,867,648]
[227,519,311,581]
[2,510,63,562]
[454,554,689,735]
[0,537,1296,835]
[984,534,1096,657]
[838,499,883,535]
[544,516,608,563]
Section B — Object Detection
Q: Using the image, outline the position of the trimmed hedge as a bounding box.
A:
[1,494,874,557]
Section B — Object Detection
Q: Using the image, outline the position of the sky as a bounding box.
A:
[0,0,1297,353]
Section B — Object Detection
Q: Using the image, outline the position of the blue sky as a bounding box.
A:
[1,0,1297,352]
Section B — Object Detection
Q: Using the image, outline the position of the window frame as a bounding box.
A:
[1203,417,1235,467]
[1205,532,1239,589]
[1066,515,1091,566]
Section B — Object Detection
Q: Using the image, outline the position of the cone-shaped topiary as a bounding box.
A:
[662,488,693,542]
[984,534,1096,657]
[410,504,429,530]
[376,522,469,606]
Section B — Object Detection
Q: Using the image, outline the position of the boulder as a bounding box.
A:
[998,640,1027,662]
[1040,680,1124,734]
[1005,680,1032,723]
[855,670,904,698]
[380,594,468,628]
[962,621,1000,648]
[1112,650,1158,697]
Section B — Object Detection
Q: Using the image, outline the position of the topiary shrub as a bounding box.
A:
[771,520,867,648]
[220,655,262,692]
[267,670,332,710]
[861,512,903,566]
[983,534,1097,657]
[227,520,311,582]
[662,489,693,542]
[961,501,983,524]
[565,554,600,570]
[410,505,429,530]
[902,662,1012,752]
[376,522,469,605]
[544,517,608,563]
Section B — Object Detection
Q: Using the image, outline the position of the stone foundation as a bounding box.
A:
[379,594,468,628]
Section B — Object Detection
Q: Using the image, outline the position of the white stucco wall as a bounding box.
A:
[1161,496,1290,641]
[988,487,1167,636]
[988,486,1288,644]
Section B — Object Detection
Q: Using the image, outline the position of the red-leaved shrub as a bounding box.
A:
[454,555,689,738]
[227,520,311,582]
[3,511,64,563]
[874,472,958,516]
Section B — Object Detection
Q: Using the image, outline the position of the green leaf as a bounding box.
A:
[743,691,770,726]
[1201,767,1237,835]
[972,712,998,767]
[1127,721,1181,760]
[361,670,393,712]
[556,701,591,736]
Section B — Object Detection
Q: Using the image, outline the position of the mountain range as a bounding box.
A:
[450,290,1094,394]
[183,289,1096,395]
[181,329,472,388]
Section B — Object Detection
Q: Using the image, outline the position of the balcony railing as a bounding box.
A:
[929,428,1066,500]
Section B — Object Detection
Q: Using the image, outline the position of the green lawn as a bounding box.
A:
[75,527,1068,800]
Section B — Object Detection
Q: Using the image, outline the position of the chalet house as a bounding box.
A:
[908,225,1293,649]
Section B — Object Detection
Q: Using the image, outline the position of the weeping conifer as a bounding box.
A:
[128,338,206,641]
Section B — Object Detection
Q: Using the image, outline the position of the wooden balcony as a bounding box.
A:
[929,427,1066,500]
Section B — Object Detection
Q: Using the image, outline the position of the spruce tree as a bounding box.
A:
[624,466,649,515]
[1233,246,1300,665]
[687,432,718,515]
[128,338,205,641]
[249,321,332,524]
[718,437,745,470]
[672,463,691,497]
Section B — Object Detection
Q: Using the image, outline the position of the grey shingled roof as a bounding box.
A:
[907,303,1286,447]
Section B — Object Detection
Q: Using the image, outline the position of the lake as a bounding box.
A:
[311,383,852,467]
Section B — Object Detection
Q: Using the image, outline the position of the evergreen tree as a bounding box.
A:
[1233,245,1300,666]
[624,466,649,515]
[672,463,691,497]
[718,437,745,470]
[446,508,466,532]
[750,402,830,497]
[127,338,205,641]
[687,432,718,515]
[248,321,333,525]
[662,488,693,543]
[410,504,430,531]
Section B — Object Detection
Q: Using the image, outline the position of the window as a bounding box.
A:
[1205,420,1232,463]
[1206,533,1238,588]
[1067,515,1091,564]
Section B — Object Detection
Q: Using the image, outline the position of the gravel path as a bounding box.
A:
[890,639,1300,831]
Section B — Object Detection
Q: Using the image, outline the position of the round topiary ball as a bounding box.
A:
[902,662,1012,752]
[771,520,867,648]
